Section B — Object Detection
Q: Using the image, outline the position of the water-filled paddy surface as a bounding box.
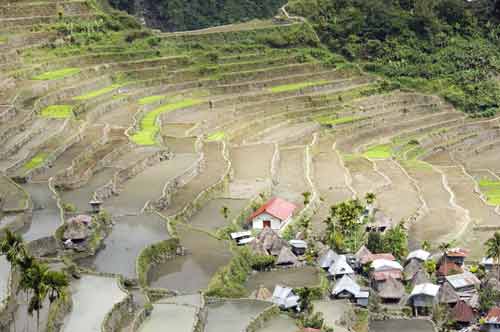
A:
[205,300,271,332]
[245,267,320,294]
[148,226,231,293]
[63,275,127,332]
[0,256,9,303]
[256,314,298,332]
[60,167,117,212]
[21,183,61,241]
[104,154,199,215]
[79,213,168,278]
[189,198,247,231]
[370,319,435,332]
[138,303,196,332]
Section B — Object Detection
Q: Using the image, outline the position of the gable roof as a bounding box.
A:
[328,255,354,276]
[378,277,405,300]
[272,285,299,308]
[407,249,430,262]
[361,253,395,265]
[319,249,339,269]
[404,259,423,281]
[446,272,480,290]
[446,271,481,289]
[252,285,272,301]
[438,282,460,304]
[410,283,440,297]
[332,275,361,297]
[371,259,403,271]
[355,245,372,261]
[372,269,403,281]
[446,248,469,258]
[276,246,298,265]
[249,197,297,221]
[452,300,475,323]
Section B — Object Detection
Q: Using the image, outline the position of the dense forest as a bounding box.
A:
[288,0,500,116]
[108,0,287,32]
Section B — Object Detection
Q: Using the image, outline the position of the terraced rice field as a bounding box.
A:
[1,1,500,330]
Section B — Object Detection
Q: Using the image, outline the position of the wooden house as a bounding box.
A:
[451,300,475,328]
[482,307,500,332]
[289,240,307,256]
[408,283,440,315]
[446,272,480,293]
[445,248,469,266]
[328,255,354,279]
[248,197,296,230]
[378,277,405,303]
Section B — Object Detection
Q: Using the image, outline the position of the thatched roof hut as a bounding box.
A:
[355,245,372,261]
[411,269,430,287]
[251,285,272,301]
[378,277,405,301]
[249,239,269,256]
[276,246,298,266]
[451,300,475,324]
[404,259,422,281]
[256,227,287,256]
[63,217,90,241]
[438,282,460,305]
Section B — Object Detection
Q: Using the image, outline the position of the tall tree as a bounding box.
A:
[485,232,500,281]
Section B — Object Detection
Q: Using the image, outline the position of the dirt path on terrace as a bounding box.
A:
[273,146,309,207]
[310,137,354,232]
[374,159,421,225]
[405,164,469,248]
[343,156,387,198]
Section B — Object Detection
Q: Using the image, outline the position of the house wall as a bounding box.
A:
[251,213,285,230]
[412,295,434,308]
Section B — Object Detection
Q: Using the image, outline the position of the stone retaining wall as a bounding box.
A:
[244,305,280,332]
[136,238,181,289]
[46,287,73,332]
[102,293,135,332]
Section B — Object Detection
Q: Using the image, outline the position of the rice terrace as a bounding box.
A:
[1,0,500,332]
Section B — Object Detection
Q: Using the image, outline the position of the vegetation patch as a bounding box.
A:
[32,68,81,80]
[40,105,74,119]
[131,99,202,145]
[363,144,392,159]
[137,238,180,288]
[479,179,500,205]
[268,80,329,93]
[73,84,123,101]
[206,131,226,142]
[315,115,363,126]
[24,152,49,170]
[138,95,166,105]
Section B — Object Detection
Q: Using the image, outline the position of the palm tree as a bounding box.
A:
[485,232,500,281]
[438,241,451,268]
[365,192,376,205]
[0,229,25,265]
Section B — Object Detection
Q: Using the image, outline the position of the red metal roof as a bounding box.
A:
[486,307,500,323]
[452,300,475,323]
[446,248,469,258]
[249,197,297,222]
[437,262,463,277]
[372,269,403,281]
[360,253,395,265]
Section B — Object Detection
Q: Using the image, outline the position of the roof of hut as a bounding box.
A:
[451,300,475,323]
[404,259,422,281]
[319,249,339,269]
[249,197,297,222]
[332,275,361,297]
[276,246,298,266]
[362,253,396,265]
[63,217,90,241]
[378,277,405,300]
[438,282,460,304]
[407,249,430,262]
[446,248,469,258]
[251,285,272,301]
[446,272,481,290]
[485,307,500,324]
[248,238,269,256]
[411,269,430,287]
[355,245,372,261]
[410,283,440,298]
[328,255,354,276]
[256,227,288,256]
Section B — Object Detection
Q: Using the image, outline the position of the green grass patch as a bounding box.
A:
[363,144,392,159]
[138,95,167,105]
[479,179,500,205]
[24,152,49,170]
[268,80,329,93]
[40,105,74,119]
[131,99,203,145]
[206,131,226,142]
[316,115,363,126]
[32,68,81,80]
[73,84,123,101]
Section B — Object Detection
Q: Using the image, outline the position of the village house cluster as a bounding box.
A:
[231,196,500,332]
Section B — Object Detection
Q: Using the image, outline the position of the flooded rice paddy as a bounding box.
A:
[204,300,271,332]
[138,303,196,332]
[0,256,9,303]
[148,226,231,292]
[370,319,435,332]
[21,183,61,241]
[62,275,127,332]
[255,314,298,332]
[245,266,320,294]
